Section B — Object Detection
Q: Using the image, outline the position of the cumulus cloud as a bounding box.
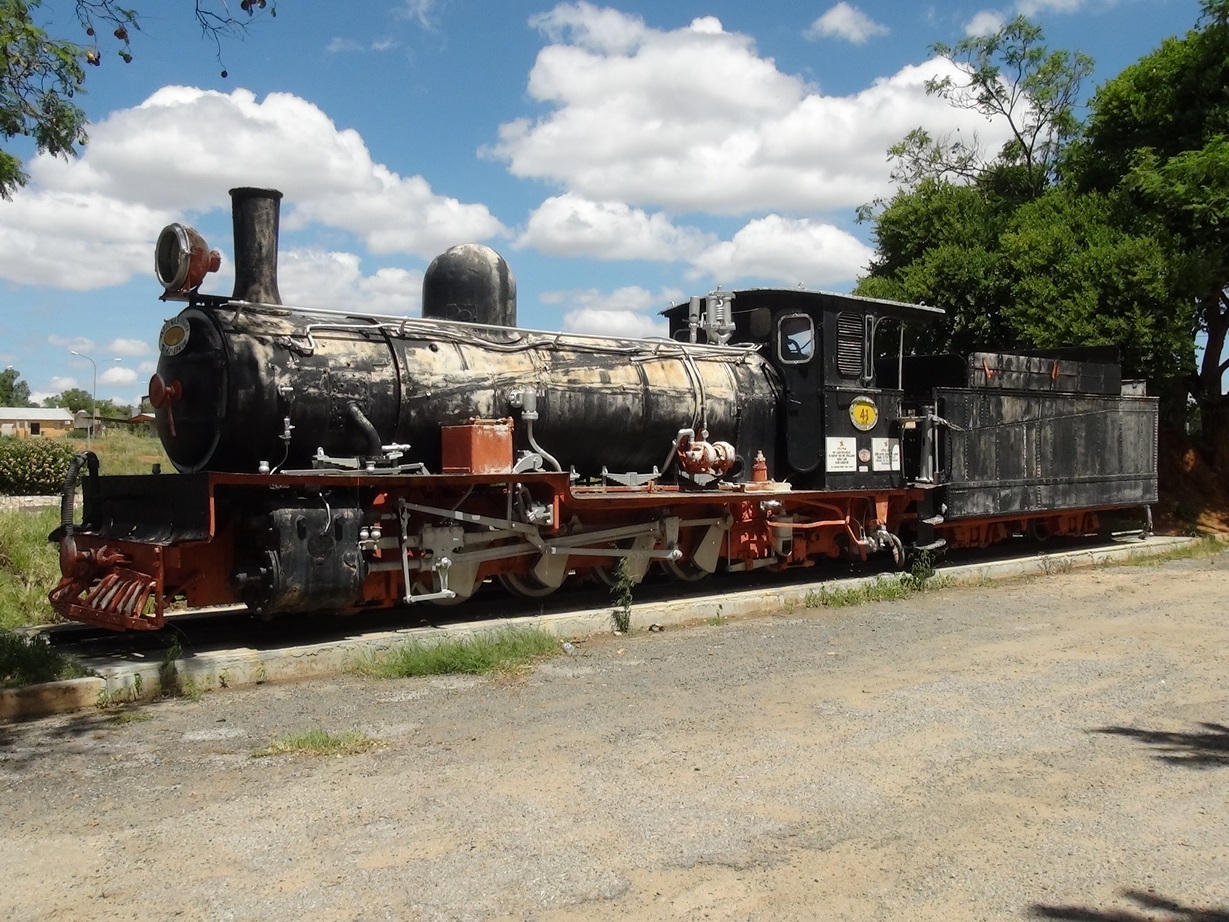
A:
[543,285,678,338]
[691,216,875,288]
[965,10,1007,36]
[100,366,138,387]
[2,87,508,291]
[106,338,152,357]
[278,249,424,316]
[805,3,890,44]
[489,5,1015,215]
[0,192,174,290]
[517,194,715,260]
[560,307,670,339]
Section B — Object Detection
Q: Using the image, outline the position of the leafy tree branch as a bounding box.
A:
[0,0,276,198]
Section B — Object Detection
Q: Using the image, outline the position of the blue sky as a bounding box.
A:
[0,0,1204,407]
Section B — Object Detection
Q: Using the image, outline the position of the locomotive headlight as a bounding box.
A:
[155,223,221,296]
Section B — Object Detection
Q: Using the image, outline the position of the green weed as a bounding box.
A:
[1115,535,1226,567]
[0,629,91,688]
[610,558,634,633]
[350,627,561,679]
[254,728,381,758]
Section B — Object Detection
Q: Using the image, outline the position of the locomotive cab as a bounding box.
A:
[664,289,943,488]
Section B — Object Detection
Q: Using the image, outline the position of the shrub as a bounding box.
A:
[0,438,77,496]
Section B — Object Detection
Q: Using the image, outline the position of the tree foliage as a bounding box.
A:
[887,17,1093,199]
[1071,0,1229,419]
[859,9,1228,442]
[0,367,34,407]
[40,386,91,413]
[0,0,276,198]
[40,387,131,418]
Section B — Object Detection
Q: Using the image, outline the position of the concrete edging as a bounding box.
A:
[0,535,1207,722]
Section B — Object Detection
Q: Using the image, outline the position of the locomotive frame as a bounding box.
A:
[49,188,1159,631]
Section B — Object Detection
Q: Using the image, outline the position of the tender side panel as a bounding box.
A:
[938,389,1158,518]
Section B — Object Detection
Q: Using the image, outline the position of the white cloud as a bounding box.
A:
[326,37,364,53]
[965,11,1007,36]
[31,378,78,403]
[805,3,890,44]
[278,249,423,316]
[4,87,508,291]
[327,37,399,53]
[105,338,152,357]
[489,7,1015,215]
[0,192,174,290]
[49,335,97,353]
[544,285,678,339]
[399,0,440,28]
[1016,0,1087,14]
[517,195,715,260]
[100,366,138,387]
[691,216,875,288]
[561,307,669,339]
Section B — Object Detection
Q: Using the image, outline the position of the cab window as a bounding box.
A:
[777,314,815,365]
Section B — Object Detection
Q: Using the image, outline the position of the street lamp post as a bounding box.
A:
[69,352,121,449]
[70,351,97,450]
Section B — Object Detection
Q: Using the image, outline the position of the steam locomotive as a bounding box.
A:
[49,188,1158,631]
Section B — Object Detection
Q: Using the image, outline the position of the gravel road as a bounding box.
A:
[2,550,1228,922]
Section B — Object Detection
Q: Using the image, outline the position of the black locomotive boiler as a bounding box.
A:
[50,188,1158,630]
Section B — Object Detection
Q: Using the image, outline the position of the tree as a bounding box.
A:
[857,15,1197,419]
[1072,0,1229,465]
[0,366,33,406]
[859,17,1093,355]
[999,188,1193,388]
[1,0,276,198]
[856,178,1015,357]
[42,387,91,413]
[887,16,1093,200]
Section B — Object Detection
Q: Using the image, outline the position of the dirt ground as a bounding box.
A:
[2,550,1228,922]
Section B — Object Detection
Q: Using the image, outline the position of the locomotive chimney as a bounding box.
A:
[229,187,283,305]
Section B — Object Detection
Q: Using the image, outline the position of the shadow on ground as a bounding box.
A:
[1031,889,1229,921]
[1094,722,1229,768]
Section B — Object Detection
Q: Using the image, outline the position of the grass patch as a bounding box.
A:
[1114,534,1226,567]
[66,430,171,476]
[801,565,952,610]
[351,627,562,679]
[0,506,62,629]
[254,728,380,758]
[0,629,91,689]
[803,575,912,609]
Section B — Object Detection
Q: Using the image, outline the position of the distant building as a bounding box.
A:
[0,407,74,438]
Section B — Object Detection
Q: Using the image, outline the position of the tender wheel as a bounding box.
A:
[661,557,710,582]
[498,571,559,598]
[1028,520,1051,543]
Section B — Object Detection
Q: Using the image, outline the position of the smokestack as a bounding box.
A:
[229,187,283,305]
